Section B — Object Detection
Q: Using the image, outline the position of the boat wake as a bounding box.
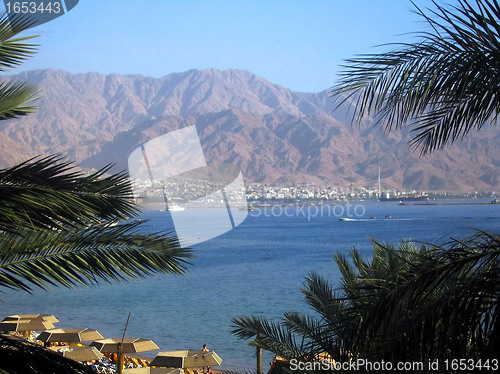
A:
[339,217,425,222]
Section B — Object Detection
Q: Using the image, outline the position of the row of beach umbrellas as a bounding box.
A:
[0,314,222,371]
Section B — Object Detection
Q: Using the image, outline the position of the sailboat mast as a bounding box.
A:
[378,166,381,200]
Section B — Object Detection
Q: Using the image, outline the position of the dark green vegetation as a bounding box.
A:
[233,1,500,372]
[332,0,500,154]
[0,13,192,374]
[0,156,192,293]
[233,235,500,372]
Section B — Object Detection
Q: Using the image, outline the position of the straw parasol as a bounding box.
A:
[0,319,56,336]
[123,368,183,374]
[3,314,59,324]
[92,337,159,374]
[38,328,104,343]
[150,350,222,368]
[91,338,159,354]
[48,345,104,362]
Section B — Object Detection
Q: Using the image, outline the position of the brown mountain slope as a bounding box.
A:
[1,68,499,192]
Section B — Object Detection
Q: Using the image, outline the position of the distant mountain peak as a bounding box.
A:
[2,68,499,192]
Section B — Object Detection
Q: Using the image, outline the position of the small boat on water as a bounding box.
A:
[385,214,392,218]
[339,217,356,222]
[370,216,376,219]
[380,196,429,202]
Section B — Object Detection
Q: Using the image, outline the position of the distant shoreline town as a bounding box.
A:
[132,179,499,206]
[244,184,498,202]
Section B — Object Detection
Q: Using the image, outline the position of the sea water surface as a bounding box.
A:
[2,200,500,370]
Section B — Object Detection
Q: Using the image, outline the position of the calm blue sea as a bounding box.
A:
[2,200,500,370]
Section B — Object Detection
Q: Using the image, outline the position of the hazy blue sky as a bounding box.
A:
[4,0,442,92]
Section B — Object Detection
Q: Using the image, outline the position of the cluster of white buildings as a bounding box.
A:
[245,184,381,201]
[132,177,433,204]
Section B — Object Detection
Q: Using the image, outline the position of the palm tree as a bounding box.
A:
[331,0,500,154]
[233,236,500,372]
[0,12,193,373]
[232,241,425,366]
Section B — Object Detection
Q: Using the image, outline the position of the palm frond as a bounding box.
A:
[330,0,500,154]
[0,12,39,121]
[282,311,337,358]
[231,316,304,359]
[0,12,38,71]
[301,272,340,320]
[0,155,138,233]
[232,315,265,340]
[347,232,500,360]
[381,232,500,318]
[0,80,38,119]
[0,222,193,293]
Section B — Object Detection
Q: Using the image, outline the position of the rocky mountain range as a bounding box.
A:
[1,68,499,192]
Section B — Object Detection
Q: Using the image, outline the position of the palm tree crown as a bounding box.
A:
[233,235,500,371]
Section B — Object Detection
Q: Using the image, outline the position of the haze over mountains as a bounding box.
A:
[2,68,499,192]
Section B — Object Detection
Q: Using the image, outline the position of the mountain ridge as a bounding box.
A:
[2,68,499,192]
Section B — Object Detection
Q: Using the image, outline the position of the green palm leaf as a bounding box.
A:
[366,232,500,359]
[0,12,38,71]
[283,311,337,359]
[0,222,193,293]
[331,0,500,154]
[0,80,38,119]
[232,315,266,341]
[232,316,304,359]
[0,155,139,233]
[0,12,39,119]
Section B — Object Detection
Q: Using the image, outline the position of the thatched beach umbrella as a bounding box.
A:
[91,338,159,354]
[3,314,59,324]
[123,368,183,374]
[38,328,104,343]
[150,350,222,368]
[92,337,159,374]
[48,345,104,362]
[0,319,56,337]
